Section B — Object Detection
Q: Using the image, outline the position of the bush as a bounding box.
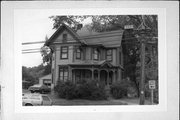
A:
[110,81,129,99]
[54,80,76,99]
[54,80,107,100]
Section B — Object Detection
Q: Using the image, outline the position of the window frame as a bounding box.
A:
[106,49,113,61]
[93,48,99,60]
[60,46,68,59]
[62,33,67,43]
[76,48,81,59]
[59,67,69,82]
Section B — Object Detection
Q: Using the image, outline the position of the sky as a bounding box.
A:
[15,10,91,68]
[15,10,56,67]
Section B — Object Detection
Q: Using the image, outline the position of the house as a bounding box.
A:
[39,74,52,88]
[46,24,124,89]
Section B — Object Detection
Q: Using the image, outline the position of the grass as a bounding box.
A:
[48,92,128,105]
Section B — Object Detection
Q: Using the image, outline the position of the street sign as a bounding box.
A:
[124,25,134,29]
[149,80,156,89]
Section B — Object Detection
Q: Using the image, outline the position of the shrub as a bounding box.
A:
[54,80,76,99]
[75,80,107,100]
[54,80,107,100]
[110,81,129,99]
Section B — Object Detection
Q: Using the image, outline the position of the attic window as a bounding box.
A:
[62,34,67,42]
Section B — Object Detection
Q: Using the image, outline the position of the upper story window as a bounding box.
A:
[60,46,68,59]
[93,48,99,60]
[106,49,112,61]
[76,48,81,59]
[62,34,67,42]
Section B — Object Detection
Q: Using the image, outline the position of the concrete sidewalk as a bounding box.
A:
[116,98,155,105]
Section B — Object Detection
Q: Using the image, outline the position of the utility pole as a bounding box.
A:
[135,15,151,105]
[124,15,152,105]
[139,35,146,105]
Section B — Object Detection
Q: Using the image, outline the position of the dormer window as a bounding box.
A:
[93,48,99,60]
[62,34,67,42]
[106,49,112,61]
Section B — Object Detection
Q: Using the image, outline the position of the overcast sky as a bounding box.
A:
[15,10,58,67]
[15,10,91,67]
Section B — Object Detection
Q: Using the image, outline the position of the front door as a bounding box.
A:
[100,70,107,85]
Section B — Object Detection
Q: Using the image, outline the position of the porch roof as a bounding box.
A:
[68,60,123,69]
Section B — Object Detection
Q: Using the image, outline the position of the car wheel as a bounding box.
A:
[25,103,33,106]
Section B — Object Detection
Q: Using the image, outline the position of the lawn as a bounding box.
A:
[48,92,128,105]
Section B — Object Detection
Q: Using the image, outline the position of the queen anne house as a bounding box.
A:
[45,24,124,89]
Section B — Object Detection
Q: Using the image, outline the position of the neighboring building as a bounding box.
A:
[39,74,52,88]
[46,24,124,89]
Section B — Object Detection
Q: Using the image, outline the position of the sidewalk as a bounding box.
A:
[117,98,153,105]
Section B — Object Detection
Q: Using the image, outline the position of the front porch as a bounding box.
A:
[71,69,118,87]
[64,61,122,88]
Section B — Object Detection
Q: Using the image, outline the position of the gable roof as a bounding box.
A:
[46,24,124,48]
[45,24,85,46]
[68,60,124,69]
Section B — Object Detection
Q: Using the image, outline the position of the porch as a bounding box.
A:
[67,62,122,88]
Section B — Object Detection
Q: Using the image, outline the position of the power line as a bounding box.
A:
[22,51,41,54]
[22,41,45,45]
[22,48,40,51]
[22,35,157,46]
[22,37,157,53]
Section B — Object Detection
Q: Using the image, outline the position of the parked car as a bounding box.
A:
[28,84,51,93]
[22,93,53,106]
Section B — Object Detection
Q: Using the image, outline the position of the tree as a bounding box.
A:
[22,64,51,89]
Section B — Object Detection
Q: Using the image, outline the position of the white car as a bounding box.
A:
[22,93,53,106]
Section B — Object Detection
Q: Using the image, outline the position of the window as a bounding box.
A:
[76,48,81,59]
[62,34,67,42]
[59,67,68,82]
[60,46,68,59]
[106,49,112,61]
[93,48,99,60]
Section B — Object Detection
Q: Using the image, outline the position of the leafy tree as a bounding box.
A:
[22,64,52,89]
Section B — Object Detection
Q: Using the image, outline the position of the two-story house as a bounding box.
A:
[45,24,124,89]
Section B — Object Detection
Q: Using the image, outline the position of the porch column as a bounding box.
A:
[112,70,116,83]
[117,69,120,82]
[98,70,100,82]
[68,66,72,82]
[107,70,110,88]
[91,67,94,80]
